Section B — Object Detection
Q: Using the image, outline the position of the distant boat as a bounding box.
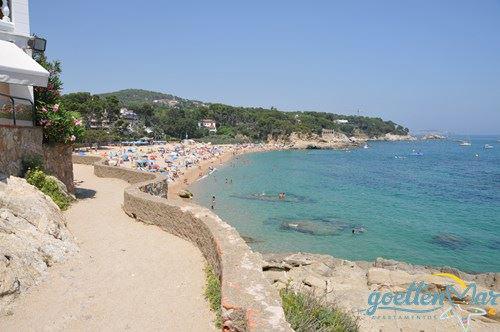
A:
[459,140,471,146]
[363,143,369,149]
[410,149,423,156]
[484,144,493,149]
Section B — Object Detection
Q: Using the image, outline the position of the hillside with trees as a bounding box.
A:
[61,89,409,143]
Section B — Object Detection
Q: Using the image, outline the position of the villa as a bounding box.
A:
[198,118,217,133]
[0,0,48,127]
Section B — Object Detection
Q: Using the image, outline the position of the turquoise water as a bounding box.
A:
[190,136,500,272]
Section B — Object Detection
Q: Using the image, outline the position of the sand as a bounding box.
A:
[0,164,215,331]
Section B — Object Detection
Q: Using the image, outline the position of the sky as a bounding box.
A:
[30,1,500,134]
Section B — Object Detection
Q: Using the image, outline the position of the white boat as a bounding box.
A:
[459,140,471,146]
[484,144,493,149]
[363,144,369,149]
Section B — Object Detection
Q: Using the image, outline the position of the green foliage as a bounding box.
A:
[204,265,222,328]
[79,129,122,147]
[36,104,85,144]
[33,53,62,109]
[25,169,71,210]
[280,287,358,332]
[67,89,410,142]
[32,52,85,144]
[21,154,44,177]
[60,92,120,130]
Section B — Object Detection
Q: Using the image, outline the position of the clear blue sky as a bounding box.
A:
[31,1,500,134]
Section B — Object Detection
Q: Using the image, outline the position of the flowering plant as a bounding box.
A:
[36,103,85,144]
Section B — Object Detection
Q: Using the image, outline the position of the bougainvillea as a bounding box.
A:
[36,103,85,144]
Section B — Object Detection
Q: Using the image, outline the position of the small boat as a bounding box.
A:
[459,141,471,146]
[410,149,423,156]
[363,144,369,149]
[484,144,493,149]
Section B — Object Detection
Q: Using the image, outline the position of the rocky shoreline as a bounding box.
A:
[261,252,500,330]
[268,132,416,150]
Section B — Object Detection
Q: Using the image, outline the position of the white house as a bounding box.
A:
[334,119,349,124]
[198,118,217,133]
[0,0,49,126]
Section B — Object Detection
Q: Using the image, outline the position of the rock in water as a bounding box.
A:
[0,174,78,315]
[177,189,193,198]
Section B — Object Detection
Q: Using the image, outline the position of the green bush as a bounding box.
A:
[25,169,71,210]
[21,154,45,177]
[204,265,222,328]
[280,287,358,332]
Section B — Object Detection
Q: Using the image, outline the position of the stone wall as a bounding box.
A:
[0,126,43,176]
[0,126,75,193]
[73,156,290,332]
[43,144,74,193]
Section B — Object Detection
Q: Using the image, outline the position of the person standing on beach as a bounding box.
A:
[211,196,216,209]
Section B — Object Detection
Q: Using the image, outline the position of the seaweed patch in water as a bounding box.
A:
[431,233,469,250]
[230,192,315,204]
[278,218,358,236]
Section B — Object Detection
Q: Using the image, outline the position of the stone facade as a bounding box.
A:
[0,126,75,193]
[0,126,43,176]
[43,144,74,193]
[73,156,291,332]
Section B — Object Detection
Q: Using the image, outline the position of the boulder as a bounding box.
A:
[0,175,78,314]
[177,189,193,199]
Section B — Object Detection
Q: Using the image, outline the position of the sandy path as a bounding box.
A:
[0,164,215,331]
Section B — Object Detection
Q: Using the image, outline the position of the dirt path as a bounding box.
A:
[0,164,215,331]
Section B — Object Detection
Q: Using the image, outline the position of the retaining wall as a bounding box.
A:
[72,155,291,332]
[0,126,74,192]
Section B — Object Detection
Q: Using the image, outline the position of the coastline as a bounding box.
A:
[73,143,499,330]
[173,144,498,276]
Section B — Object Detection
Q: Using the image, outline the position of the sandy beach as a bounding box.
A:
[80,141,280,197]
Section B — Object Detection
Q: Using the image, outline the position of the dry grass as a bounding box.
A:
[280,286,359,332]
[204,265,222,328]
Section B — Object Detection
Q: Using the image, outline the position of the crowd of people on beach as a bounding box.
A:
[76,140,276,184]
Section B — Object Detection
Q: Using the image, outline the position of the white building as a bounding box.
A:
[120,107,139,122]
[0,0,49,126]
[334,119,349,124]
[198,118,217,133]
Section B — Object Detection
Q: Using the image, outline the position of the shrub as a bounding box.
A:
[280,287,359,332]
[25,169,71,210]
[36,103,85,144]
[204,265,222,328]
[21,154,44,177]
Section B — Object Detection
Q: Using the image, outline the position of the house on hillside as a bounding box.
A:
[198,118,217,133]
[334,119,349,124]
[0,0,49,127]
[120,107,139,123]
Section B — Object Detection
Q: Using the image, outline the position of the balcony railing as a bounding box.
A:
[0,92,36,127]
[0,0,14,31]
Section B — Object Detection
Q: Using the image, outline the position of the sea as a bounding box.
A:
[189,136,500,273]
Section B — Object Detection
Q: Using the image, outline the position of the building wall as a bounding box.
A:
[0,126,75,193]
[11,0,30,36]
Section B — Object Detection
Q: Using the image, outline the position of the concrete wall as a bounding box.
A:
[73,155,291,332]
[0,126,74,193]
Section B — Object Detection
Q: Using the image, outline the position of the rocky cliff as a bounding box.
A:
[0,174,77,315]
